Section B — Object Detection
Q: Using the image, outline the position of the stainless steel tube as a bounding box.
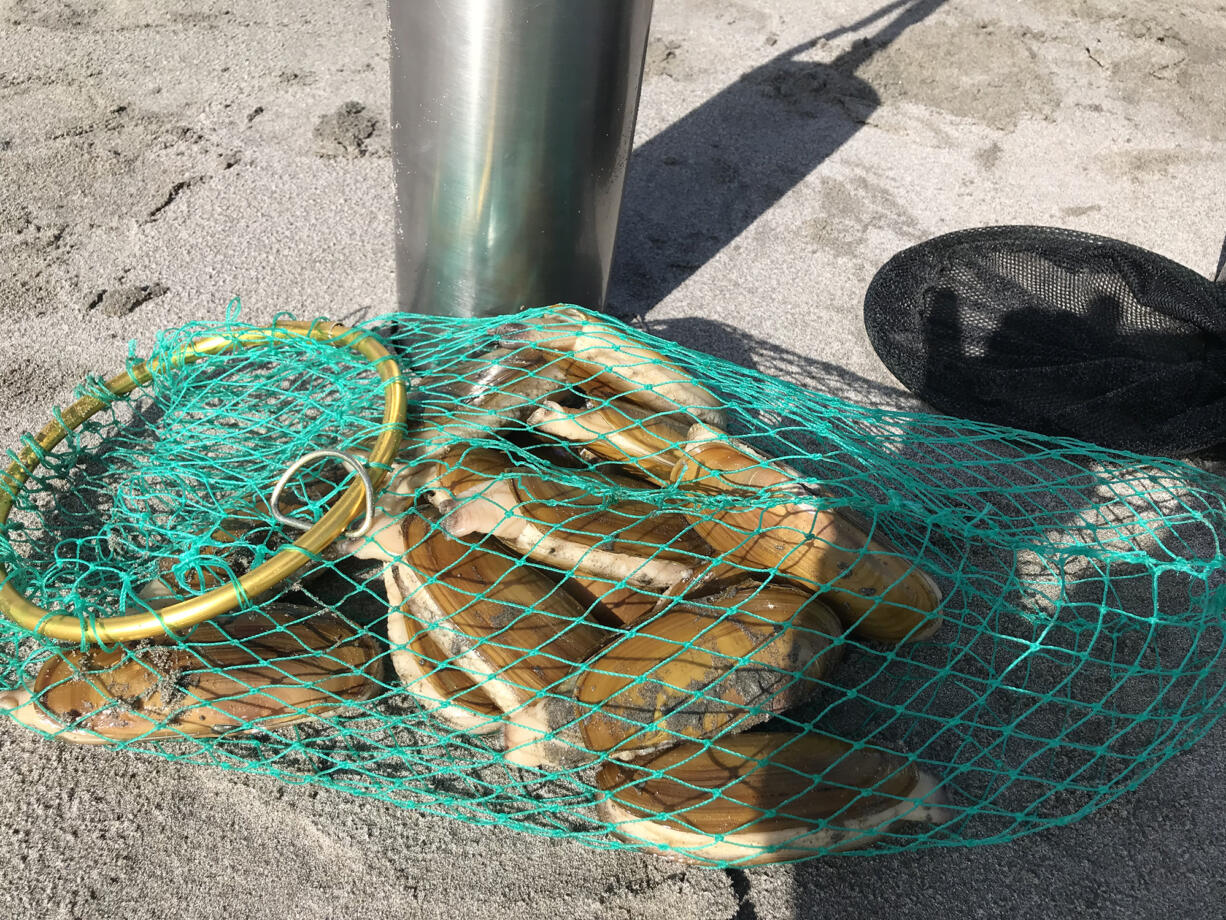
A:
[389,0,654,317]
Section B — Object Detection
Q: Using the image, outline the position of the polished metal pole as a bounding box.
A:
[389,0,654,317]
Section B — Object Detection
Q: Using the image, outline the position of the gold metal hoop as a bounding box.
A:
[0,320,407,644]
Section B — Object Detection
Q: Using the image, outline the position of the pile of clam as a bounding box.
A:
[0,307,952,866]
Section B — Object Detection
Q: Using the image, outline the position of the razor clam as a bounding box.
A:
[434,472,699,591]
[381,444,514,508]
[578,584,844,755]
[361,341,572,513]
[347,344,570,512]
[378,514,612,718]
[525,399,690,485]
[0,605,380,745]
[502,583,843,768]
[348,511,504,733]
[516,472,712,561]
[499,306,727,427]
[667,422,806,494]
[597,732,951,866]
[406,344,573,448]
[563,560,749,629]
[672,424,943,644]
[562,576,664,629]
[514,472,746,621]
[382,565,502,736]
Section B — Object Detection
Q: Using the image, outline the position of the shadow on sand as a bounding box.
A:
[609,0,948,316]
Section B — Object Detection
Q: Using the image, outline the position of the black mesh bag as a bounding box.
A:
[863,226,1226,456]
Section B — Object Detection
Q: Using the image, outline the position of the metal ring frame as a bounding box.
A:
[0,320,407,644]
[270,450,376,538]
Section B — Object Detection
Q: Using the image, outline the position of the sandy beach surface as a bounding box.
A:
[2,1,1225,917]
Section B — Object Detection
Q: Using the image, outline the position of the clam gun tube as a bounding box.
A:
[389,0,654,316]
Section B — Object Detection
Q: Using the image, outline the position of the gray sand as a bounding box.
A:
[2,1,1225,917]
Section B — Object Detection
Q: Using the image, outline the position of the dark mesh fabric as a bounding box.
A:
[863,226,1226,456]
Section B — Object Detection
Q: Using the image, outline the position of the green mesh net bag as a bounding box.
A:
[2,304,1225,868]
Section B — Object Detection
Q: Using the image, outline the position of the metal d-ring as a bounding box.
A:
[270,450,375,538]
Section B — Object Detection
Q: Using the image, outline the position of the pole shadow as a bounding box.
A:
[631,313,921,410]
[608,0,948,315]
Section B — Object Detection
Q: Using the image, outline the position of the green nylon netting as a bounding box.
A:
[2,303,1225,868]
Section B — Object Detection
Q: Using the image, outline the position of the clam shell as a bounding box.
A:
[2,605,380,745]
[513,473,713,565]
[499,306,727,427]
[668,422,806,493]
[576,584,844,756]
[563,565,747,632]
[672,429,942,644]
[564,576,663,629]
[597,732,950,865]
[684,497,941,644]
[438,477,698,591]
[383,567,501,736]
[398,515,612,714]
[500,682,593,770]
[407,344,573,446]
[526,400,690,485]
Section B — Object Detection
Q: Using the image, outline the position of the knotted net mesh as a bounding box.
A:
[1,305,1224,867]
[863,225,1226,456]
